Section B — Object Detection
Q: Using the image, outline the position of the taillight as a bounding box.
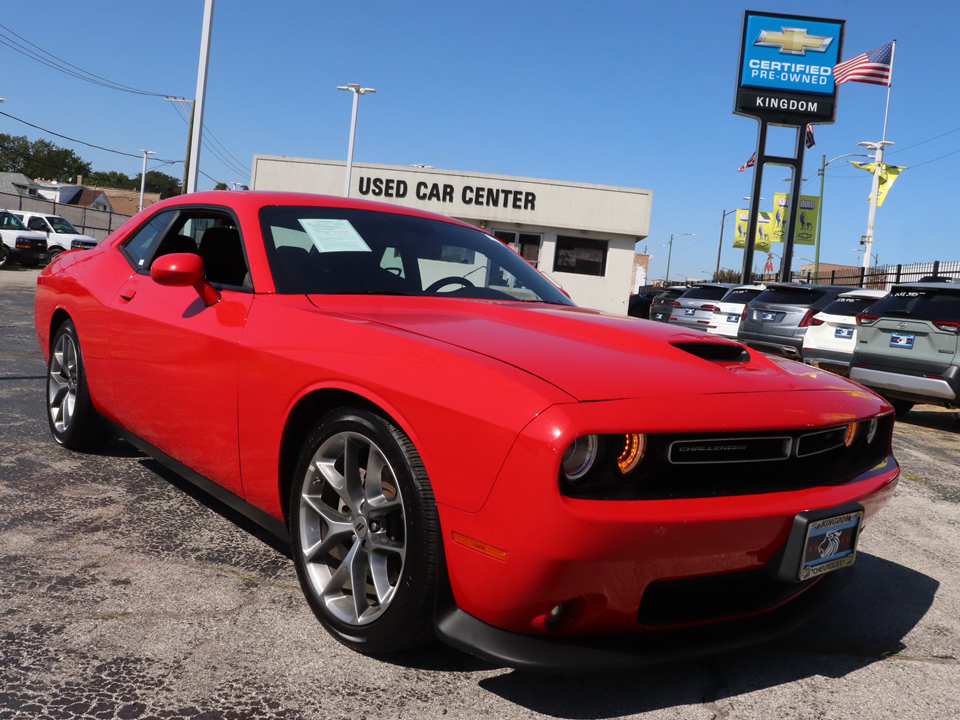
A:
[809,316,824,326]
[799,309,818,327]
[741,305,748,321]
[700,304,719,311]
[857,313,879,326]
[933,321,960,334]
[671,301,682,307]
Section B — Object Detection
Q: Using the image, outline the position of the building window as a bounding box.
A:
[554,236,607,276]
[493,230,541,267]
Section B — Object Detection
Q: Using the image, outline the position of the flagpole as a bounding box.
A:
[881,40,896,141]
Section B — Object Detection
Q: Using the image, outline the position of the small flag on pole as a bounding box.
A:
[805,124,815,149]
[737,152,756,172]
[833,42,894,86]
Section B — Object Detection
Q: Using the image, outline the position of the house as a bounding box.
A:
[0,172,45,200]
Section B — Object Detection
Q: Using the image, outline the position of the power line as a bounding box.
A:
[0,23,170,97]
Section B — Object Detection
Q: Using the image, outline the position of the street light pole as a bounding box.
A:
[814,152,871,283]
[337,84,376,197]
[717,209,738,279]
[138,150,156,211]
[665,232,696,284]
[858,140,894,271]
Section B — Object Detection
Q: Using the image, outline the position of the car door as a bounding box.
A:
[105,207,253,498]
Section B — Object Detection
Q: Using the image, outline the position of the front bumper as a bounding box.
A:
[435,567,854,672]
[435,392,899,669]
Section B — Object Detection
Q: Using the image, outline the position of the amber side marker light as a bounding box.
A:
[845,422,858,448]
[452,531,509,562]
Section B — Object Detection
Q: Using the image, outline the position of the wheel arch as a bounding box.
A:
[277,387,406,522]
[48,308,72,353]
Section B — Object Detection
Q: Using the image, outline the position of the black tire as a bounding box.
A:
[888,399,914,418]
[46,247,63,264]
[0,245,9,268]
[289,406,439,654]
[46,320,113,451]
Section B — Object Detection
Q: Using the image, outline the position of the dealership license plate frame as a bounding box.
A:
[726,313,739,323]
[770,503,864,583]
[890,332,915,349]
[761,311,777,322]
[835,326,854,339]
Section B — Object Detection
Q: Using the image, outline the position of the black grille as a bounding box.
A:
[796,427,847,457]
[669,436,790,464]
[638,569,816,627]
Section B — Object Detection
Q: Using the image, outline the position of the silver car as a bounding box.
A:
[738,283,855,359]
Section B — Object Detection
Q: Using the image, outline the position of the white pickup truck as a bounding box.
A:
[0,210,48,269]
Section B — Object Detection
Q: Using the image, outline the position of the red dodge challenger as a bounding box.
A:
[35,191,899,671]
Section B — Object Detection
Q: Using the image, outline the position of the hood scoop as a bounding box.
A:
[671,340,751,363]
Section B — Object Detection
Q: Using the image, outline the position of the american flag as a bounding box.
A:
[738,125,813,171]
[737,152,756,173]
[833,42,894,86]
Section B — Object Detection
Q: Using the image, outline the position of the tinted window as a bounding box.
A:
[553,236,608,277]
[820,296,881,316]
[680,286,729,301]
[260,206,572,305]
[752,287,827,306]
[121,210,177,271]
[871,288,960,322]
[720,288,763,305]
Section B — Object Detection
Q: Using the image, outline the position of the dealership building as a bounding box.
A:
[251,156,653,314]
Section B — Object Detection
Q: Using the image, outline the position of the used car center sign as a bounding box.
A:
[735,11,844,124]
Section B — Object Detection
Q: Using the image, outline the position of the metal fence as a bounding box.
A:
[641,261,960,294]
[774,261,960,290]
[0,190,133,241]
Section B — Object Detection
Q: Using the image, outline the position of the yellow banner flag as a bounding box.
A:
[771,193,819,246]
[732,209,772,251]
[850,161,907,207]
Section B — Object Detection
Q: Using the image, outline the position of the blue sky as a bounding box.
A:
[1,1,955,282]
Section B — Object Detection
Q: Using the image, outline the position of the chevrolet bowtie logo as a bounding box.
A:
[755,27,833,55]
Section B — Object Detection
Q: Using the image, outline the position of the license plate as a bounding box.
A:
[799,510,863,581]
[684,308,695,316]
[835,327,854,339]
[726,314,739,323]
[761,311,777,322]
[890,332,915,349]
[654,313,664,320]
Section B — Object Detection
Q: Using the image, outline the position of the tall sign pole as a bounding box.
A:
[187,0,215,194]
[733,12,844,284]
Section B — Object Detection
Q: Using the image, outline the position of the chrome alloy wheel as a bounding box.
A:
[48,331,79,434]
[298,430,407,626]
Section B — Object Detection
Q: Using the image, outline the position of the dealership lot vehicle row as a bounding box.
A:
[1,270,958,719]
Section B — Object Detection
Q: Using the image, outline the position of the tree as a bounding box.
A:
[86,170,137,190]
[0,134,92,182]
[131,170,182,199]
[712,268,741,283]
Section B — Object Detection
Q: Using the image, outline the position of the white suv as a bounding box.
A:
[12,211,98,260]
[802,289,888,376]
[706,285,766,339]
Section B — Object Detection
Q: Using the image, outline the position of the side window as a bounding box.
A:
[27,218,49,232]
[121,210,177,272]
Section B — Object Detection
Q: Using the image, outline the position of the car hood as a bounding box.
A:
[312,297,858,402]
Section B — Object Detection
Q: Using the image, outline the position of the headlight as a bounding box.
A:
[866,417,879,444]
[561,435,599,482]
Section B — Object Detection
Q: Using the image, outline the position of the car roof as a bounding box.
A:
[836,288,888,299]
[141,190,481,229]
[891,281,960,292]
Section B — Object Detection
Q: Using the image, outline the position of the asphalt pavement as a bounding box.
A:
[1,266,958,720]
